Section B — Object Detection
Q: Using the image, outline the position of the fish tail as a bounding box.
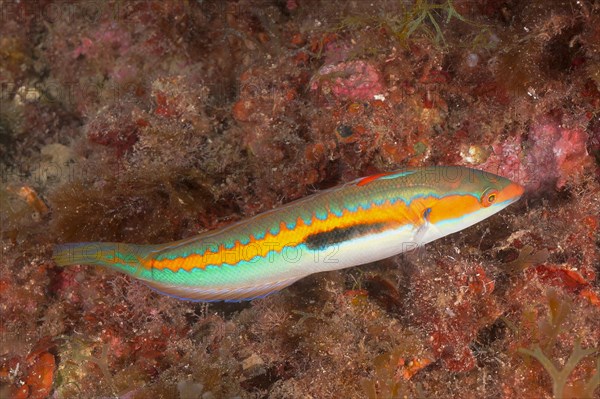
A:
[53,242,151,275]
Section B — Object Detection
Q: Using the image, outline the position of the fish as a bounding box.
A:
[53,166,524,302]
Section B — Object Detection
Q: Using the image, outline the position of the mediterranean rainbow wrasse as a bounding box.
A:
[53,166,524,302]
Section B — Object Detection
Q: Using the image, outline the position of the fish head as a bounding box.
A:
[414,166,524,244]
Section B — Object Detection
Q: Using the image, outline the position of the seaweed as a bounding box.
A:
[516,290,599,398]
[339,0,482,48]
[359,349,411,399]
[504,245,549,275]
[537,289,571,352]
[393,0,471,46]
[518,343,599,399]
[360,334,432,399]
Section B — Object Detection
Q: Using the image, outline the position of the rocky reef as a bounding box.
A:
[1,1,598,398]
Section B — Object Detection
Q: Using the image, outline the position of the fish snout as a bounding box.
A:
[502,181,525,204]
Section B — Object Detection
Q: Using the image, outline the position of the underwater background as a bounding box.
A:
[0,1,599,398]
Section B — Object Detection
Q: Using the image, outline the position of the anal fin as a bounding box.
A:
[143,276,301,302]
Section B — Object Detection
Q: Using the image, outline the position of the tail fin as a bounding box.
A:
[53,242,150,274]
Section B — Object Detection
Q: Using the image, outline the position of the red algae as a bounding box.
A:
[310,60,385,101]
[1,338,56,399]
[408,260,502,373]
[1,1,599,398]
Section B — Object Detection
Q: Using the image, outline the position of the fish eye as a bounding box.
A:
[481,188,498,207]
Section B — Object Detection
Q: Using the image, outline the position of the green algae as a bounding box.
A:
[517,290,599,398]
[519,343,599,399]
[339,0,482,48]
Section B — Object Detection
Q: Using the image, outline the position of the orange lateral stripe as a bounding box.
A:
[149,200,419,272]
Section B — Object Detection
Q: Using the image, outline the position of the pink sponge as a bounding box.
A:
[483,114,592,190]
[527,115,591,189]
